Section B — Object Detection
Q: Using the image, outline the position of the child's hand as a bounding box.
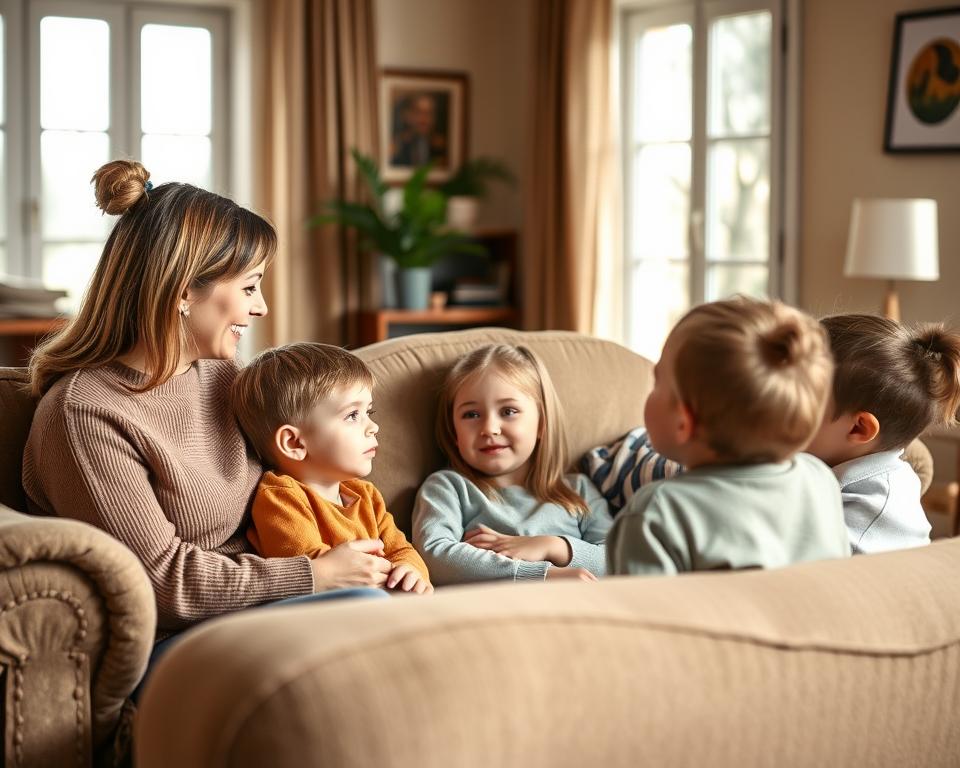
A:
[386,563,433,594]
[463,525,571,565]
[311,539,391,590]
[545,567,598,582]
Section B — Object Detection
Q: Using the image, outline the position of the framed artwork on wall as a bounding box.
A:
[379,68,469,183]
[884,6,960,152]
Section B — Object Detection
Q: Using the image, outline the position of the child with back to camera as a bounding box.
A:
[412,344,614,585]
[804,314,960,554]
[608,297,851,576]
[232,342,432,594]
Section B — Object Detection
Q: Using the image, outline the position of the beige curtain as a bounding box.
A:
[257,0,379,348]
[524,0,618,335]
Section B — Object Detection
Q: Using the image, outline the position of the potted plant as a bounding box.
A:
[439,157,517,231]
[312,149,484,310]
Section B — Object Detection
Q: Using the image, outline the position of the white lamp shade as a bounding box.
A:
[844,198,939,281]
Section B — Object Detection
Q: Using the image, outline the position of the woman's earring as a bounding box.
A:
[179,304,191,318]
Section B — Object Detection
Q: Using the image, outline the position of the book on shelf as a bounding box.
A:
[450,280,506,306]
[0,276,68,318]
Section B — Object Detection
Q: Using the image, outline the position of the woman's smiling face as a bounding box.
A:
[182,265,268,363]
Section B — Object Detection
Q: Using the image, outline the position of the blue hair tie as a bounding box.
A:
[145,180,154,192]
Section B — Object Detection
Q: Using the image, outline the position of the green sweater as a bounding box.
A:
[413,470,613,585]
[607,453,850,576]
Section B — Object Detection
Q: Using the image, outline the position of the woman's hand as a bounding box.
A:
[463,524,572,566]
[386,563,433,595]
[310,539,392,591]
[545,567,598,582]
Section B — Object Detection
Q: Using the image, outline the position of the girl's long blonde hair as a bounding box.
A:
[436,344,588,515]
[28,159,276,395]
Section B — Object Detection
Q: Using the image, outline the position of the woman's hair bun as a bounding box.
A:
[91,160,151,216]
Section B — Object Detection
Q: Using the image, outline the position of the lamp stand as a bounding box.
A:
[883,280,900,322]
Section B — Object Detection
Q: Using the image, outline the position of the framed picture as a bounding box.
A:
[884,7,960,153]
[380,68,469,183]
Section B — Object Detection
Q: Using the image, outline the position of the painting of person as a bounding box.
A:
[389,91,451,169]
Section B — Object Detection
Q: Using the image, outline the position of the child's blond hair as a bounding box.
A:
[670,297,833,463]
[436,344,587,515]
[822,314,960,449]
[231,342,374,465]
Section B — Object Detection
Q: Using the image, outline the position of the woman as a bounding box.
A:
[23,160,390,644]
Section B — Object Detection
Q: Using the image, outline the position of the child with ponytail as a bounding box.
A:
[805,314,960,554]
[608,297,850,576]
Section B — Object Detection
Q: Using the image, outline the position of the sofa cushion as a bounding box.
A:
[354,328,654,534]
[0,368,35,513]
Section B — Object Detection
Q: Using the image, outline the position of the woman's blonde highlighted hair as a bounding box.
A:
[670,297,833,463]
[28,159,277,395]
[436,344,588,515]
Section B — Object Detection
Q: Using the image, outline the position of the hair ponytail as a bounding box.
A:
[911,325,960,427]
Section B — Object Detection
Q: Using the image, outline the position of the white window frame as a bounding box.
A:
[9,0,243,282]
[2,0,25,275]
[131,5,230,193]
[618,0,800,352]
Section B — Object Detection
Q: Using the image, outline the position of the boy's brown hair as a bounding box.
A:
[670,297,833,463]
[821,314,960,450]
[231,342,374,465]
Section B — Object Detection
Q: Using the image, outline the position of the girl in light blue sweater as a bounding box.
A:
[412,344,612,586]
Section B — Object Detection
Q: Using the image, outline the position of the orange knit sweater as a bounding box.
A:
[248,471,430,582]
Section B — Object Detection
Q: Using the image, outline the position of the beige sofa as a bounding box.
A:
[0,328,952,767]
[126,328,959,768]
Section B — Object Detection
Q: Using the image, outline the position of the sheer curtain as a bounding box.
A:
[524,0,620,336]
[256,0,379,348]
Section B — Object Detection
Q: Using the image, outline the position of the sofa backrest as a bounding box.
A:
[0,368,36,513]
[354,328,654,534]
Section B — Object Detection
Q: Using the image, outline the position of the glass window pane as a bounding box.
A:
[628,260,689,362]
[42,242,102,312]
[41,17,110,131]
[634,23,692,143]
[141,24,212,135]
[632,144,691,262]
[0,131,5,240]
[708,12,771,138]
[706,139,769,262]
[41,131,111,240]
[141,134,212,189]
[0,15,5,124]
[706,263,768,301]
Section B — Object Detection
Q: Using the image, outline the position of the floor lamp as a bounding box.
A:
[843,198,939,322]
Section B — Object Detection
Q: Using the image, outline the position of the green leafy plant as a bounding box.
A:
[311,149,484,269]
[439,157,516,198]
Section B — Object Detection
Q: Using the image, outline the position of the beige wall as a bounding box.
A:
[376,0,531,230]
[802,0,960,480]
[801,0,960,324]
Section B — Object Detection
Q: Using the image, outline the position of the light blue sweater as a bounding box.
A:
[412,470,613,585]
[608,453,850,576]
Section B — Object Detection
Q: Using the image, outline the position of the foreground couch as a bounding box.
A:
[131,328,959,768]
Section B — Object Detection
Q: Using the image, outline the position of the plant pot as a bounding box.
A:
[396,267,433,310]
[446,196,480,231]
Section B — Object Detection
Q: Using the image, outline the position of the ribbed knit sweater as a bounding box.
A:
[22,360,315,636]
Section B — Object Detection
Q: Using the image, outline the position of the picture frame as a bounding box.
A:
[380,68,469,183]
[884,7,960,153]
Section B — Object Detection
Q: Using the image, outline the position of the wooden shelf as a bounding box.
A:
[0,316,67,367]
[0,317,67,336]
[359,307,519,345]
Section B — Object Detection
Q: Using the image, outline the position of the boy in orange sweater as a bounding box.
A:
[231,342,431,594]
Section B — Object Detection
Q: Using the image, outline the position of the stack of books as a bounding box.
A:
[0,276,68,318]
[450,280,506,306]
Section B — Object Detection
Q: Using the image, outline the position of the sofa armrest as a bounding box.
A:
[0,505,155,767]
[904,438,933,495]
